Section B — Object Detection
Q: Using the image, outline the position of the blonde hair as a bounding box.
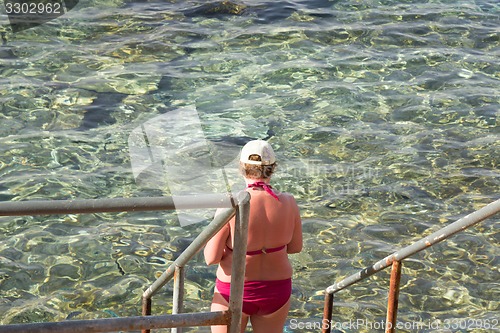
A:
[239,154,276,179]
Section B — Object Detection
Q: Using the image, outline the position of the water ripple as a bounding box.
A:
[0,0,498,329]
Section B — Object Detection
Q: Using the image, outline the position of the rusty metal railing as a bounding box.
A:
[321,198,500,333]
[0,192,251,333]
[141,191,251,333]
[0,312,228,333]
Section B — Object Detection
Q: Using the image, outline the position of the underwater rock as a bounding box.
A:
[0,117,24,136]
[77,92,127,130]
[0,46,16,59]
[171,237,195,255]
[49,264,81,281]
[0,256,45,280]
[7,305,58,324]
[66,311,83,320]
[183,1,247,17]
[180,0,306,23]
[115,255,143,275]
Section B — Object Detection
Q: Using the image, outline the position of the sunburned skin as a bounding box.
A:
[204,176,303,333]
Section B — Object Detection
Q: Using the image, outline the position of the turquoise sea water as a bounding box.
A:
[0,0,498,332]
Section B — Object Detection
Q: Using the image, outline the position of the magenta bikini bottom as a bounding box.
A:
[215,278,292,316]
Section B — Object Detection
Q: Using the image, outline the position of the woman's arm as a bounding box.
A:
[287,199,303,254]
[204,221,230,265]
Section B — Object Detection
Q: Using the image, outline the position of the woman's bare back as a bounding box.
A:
[209,188,302,282]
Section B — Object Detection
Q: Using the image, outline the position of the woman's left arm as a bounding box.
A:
[287,197,303,254]
[204,220,231,265]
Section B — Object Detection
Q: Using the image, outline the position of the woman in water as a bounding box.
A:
[204,139,303,333]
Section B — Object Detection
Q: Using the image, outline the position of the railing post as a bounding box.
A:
[172,266,185,333]
[386,260,402,333]
[141,296,152,333]
[321,291,334,333]
[228,192,250,333]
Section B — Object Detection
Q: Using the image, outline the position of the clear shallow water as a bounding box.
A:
[0,0,499,332]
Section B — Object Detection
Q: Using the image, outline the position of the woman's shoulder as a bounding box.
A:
[276,191,298,203]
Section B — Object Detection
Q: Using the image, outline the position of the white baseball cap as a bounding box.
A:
[240,140,276,165]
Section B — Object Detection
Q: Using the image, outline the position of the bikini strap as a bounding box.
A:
[247,181,280,201]
[246,245,286,255]
[226,244,285,256]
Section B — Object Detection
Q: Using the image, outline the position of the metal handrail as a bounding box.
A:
[141,191,251,333]
[142,206,236,300]
[140,206,237,333]
[321,198,500,333]
[0,312,229,333]
[0,194,232,216]
[0,192,251,333]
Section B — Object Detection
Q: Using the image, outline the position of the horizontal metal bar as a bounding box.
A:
[326,198,500,294]
[143,205,237,299]
[0,311,229,333]
[0,194,233,216]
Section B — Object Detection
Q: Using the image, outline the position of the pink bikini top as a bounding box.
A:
[247,181,280,201]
